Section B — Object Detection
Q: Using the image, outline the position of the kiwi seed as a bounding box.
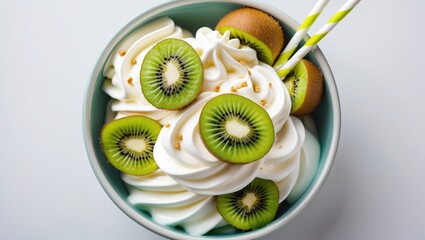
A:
[100,116,161,176]
[284,59,324,116]
[216,8,284,65]
[216,178,279,230]
[140,38,203,110]
[199,94,275,164]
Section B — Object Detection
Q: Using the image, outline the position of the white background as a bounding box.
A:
[1,0,424,239]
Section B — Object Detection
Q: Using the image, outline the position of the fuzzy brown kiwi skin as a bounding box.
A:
[292,59,324,116]
[216,7,284,63]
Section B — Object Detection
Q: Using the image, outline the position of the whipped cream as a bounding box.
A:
[123,171,226,235]
[185,27,290,132]
[154,27,293,196]
[102,17,321,235]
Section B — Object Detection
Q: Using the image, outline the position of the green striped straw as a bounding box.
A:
[273,0,329,71]
[277,0,361,78]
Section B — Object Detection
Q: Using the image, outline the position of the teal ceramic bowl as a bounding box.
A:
[83,0,341,239]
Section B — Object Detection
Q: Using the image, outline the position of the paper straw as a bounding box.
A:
[277,0,361,78]
[273,0,329,71]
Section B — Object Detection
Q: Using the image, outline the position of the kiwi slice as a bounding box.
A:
[217,178,279,230]
[199,94,274,164]
[100,116,161,175]
[216,8,284,65]
[140,38,203,110]
[284,59,324,116]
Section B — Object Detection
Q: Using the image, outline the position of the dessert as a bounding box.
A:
[100,8,322,236]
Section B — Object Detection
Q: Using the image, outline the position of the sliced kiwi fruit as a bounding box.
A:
[100,116,161,175]
[199,94,274,164]
[284,59,324,116]
[216,8,284,65]
[140,38,203,110]
[217,178,279,230]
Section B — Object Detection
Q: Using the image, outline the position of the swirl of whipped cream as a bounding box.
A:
[102,18,321,235]
[185,27,291,132]
[153,28,296,196]
[286,116,321,203]
[101,18,228,235]
[258,116,305,201]
[154,92,263,195]
[102,17,192,124]
[123,170,226,235]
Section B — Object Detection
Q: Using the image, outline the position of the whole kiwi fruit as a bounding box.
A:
[284,59,324,116]
[216,8,284,65]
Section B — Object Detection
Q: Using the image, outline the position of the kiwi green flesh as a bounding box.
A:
[199,94,274,164]
[217,178,279,230]
[140,38,203,110]
[284,61,308,114]
[217,26,274,65]
[101,116,161,176]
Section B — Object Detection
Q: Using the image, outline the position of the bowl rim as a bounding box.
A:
[82,0,341,239]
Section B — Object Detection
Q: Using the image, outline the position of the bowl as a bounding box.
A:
[83,0,341,239]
